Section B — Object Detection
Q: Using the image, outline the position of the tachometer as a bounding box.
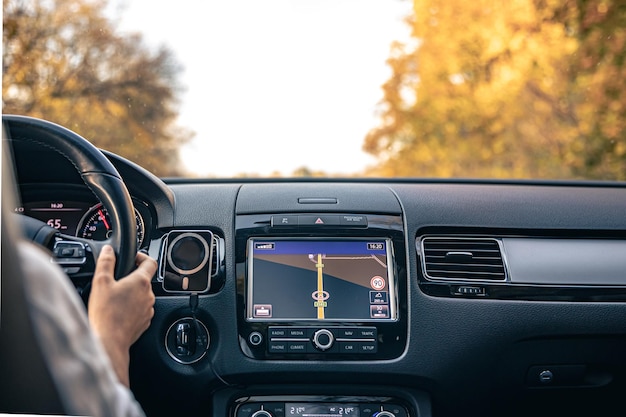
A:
[77,203,145,247]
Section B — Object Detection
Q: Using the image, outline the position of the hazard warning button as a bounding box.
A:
[298,215,340,226]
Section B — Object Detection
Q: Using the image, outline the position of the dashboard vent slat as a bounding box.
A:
[422,237,506,281]
[211,235,220,277]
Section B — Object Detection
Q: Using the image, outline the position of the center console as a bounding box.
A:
[235,213,408,360]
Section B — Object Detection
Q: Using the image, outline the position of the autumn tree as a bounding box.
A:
[568,0,626,178]
[365,0,626,180]
[3,0,191,177]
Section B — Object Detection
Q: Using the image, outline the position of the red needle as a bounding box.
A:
[98,209,111,230]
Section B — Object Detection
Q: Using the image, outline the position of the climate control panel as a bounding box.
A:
[236,401,409,417]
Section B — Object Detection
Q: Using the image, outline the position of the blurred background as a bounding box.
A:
[3,0,625,179]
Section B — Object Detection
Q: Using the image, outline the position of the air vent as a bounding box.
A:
[210,235,221,277]
[421,237,506,281]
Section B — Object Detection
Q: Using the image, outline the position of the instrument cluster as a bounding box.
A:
[16,186,151,248]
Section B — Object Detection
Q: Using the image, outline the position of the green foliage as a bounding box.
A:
[365,0,626,180]
[3,0,191,177]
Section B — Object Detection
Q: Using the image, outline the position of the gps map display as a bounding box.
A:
[247,239,396,321]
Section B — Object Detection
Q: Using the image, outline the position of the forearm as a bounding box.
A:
[93,332,131,387]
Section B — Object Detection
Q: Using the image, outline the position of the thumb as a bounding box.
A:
[93,245,116,285]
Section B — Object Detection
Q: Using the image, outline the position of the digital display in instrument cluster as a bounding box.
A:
[18,201,93,236]
[247,238,397,322]
[16,200,146,247]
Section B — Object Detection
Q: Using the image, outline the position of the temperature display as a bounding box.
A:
[286,403,360,416]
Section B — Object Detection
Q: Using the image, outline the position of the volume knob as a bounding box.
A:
[312,329,334,351]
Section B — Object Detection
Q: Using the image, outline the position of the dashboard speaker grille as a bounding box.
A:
[421,237,506,281]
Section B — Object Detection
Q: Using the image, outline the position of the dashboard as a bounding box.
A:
[6,130,626,417]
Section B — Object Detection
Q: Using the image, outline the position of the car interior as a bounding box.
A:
[2,114,626,417]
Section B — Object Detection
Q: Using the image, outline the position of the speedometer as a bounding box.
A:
[77,203,145,247]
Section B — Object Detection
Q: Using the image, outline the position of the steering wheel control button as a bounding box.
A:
[161,230,214,293]
[165,317,210,364]
[53,241,87,265]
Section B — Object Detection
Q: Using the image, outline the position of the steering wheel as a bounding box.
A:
[3,115,137,279]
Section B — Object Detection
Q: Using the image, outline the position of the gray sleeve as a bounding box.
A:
[20,242,146,417]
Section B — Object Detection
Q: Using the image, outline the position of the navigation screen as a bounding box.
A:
[247,238,396,321]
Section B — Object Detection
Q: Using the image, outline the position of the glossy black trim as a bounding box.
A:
[235,213,408,360]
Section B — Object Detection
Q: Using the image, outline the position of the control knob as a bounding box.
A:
[251,411,273,417]
[312,328,334,351]
[373,412,396,417]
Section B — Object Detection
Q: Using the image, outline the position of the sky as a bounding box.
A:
[110,0,413,177]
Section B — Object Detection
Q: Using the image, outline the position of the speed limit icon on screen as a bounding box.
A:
[370,276,386,290]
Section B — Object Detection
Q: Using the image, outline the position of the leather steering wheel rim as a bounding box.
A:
[3,115,137,278]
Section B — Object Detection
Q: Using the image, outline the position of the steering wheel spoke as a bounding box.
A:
[51,233,114,276]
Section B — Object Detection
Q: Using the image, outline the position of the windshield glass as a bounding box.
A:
[3,0,625,180]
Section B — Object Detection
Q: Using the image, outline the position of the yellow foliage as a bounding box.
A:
[365,0,626,180]
[3,0,190,177]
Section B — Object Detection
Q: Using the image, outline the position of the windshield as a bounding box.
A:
[3,0,625,180]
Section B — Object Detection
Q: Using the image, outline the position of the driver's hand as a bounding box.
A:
[88,245,157,387]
